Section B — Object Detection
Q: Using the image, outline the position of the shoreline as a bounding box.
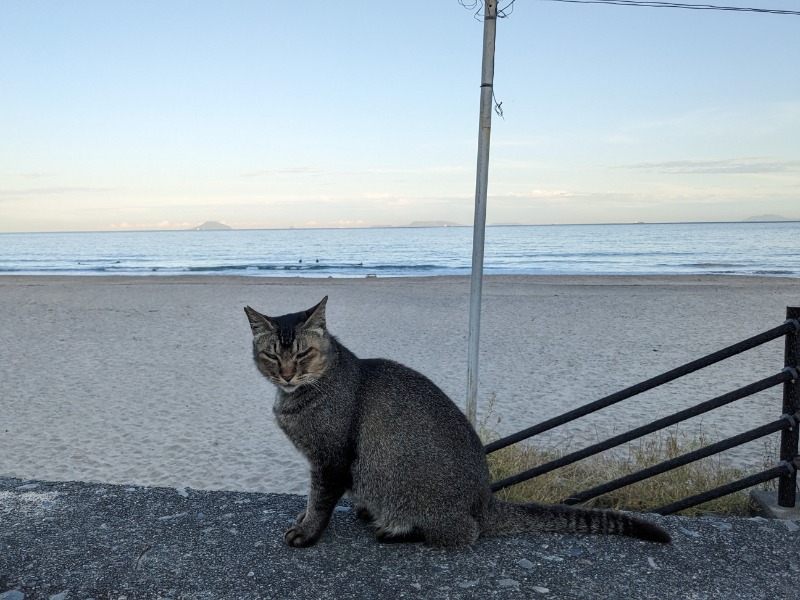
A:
[1,274,798,494]
[2,272,800,282]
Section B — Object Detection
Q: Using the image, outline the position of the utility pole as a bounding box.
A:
[466,0,497,426]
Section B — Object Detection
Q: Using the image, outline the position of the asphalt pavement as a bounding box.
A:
[2,477,798,600]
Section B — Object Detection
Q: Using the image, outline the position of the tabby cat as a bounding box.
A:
[245,296,670,548]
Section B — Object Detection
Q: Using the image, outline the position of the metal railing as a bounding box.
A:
[486,306,800,515]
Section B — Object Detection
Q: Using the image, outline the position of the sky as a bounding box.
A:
[1,0,799,232]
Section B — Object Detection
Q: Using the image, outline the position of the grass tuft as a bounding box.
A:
[479,397,758,517]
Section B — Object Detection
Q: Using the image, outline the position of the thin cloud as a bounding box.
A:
[622,158,800,175]
[506,189,574,198]
[108,221,196,231]
[241,166,326,177]
[15,172,55,180]
[0,186,117,199]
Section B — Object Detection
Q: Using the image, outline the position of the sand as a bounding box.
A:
[1,274,798,495]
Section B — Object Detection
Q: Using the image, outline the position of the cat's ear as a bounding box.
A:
[302,296,328,335]
[244,306,274,336]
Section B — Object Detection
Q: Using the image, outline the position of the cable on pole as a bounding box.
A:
[533,0,800,16]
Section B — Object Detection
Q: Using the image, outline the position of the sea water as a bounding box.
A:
[0,221,798,278]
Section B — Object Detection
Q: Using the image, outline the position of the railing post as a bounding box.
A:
[779,306,800,507]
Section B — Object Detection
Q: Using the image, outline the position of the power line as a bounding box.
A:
[534,0,800,16]
[461,1,800,18]
[459,0,517,19]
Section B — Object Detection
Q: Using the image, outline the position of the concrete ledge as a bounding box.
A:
[750,489,800,522]
[2,477,800,600]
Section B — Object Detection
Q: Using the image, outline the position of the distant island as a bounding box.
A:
[743,214,792,222]
[188,221,232,231]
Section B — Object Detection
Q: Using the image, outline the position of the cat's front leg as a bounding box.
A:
[284,470,345,548]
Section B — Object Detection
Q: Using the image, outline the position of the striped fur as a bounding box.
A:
[483,498,671,543]
[245,297,671,548]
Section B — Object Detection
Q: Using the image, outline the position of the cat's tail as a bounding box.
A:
[482,497,671,544]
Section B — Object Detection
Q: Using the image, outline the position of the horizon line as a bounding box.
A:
[2,219,800,235]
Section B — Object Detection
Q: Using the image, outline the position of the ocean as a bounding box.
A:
[0,221,798,278]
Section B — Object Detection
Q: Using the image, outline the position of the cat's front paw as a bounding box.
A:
[295,509,306,524]
[284,524,319,548]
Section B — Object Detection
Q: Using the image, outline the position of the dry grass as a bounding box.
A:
[479,400,758,516]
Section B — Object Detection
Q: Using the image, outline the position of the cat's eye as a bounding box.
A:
[259,351,279,362]
[296,348,314,360]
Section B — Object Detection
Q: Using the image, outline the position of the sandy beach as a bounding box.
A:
[1,274,798,495]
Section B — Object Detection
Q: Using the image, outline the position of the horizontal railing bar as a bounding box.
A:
[651,464,790,515]
[562,417,791,505]
[485,320,795,454]
[490,370,793,493]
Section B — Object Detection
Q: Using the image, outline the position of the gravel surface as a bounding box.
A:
[2,477,799,599]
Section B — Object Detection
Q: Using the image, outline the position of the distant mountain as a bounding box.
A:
[743,214,792,222]
[188,221,232,231]
[405,221,462,228]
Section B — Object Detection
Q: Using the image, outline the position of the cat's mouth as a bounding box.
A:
[279,383,300,393]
